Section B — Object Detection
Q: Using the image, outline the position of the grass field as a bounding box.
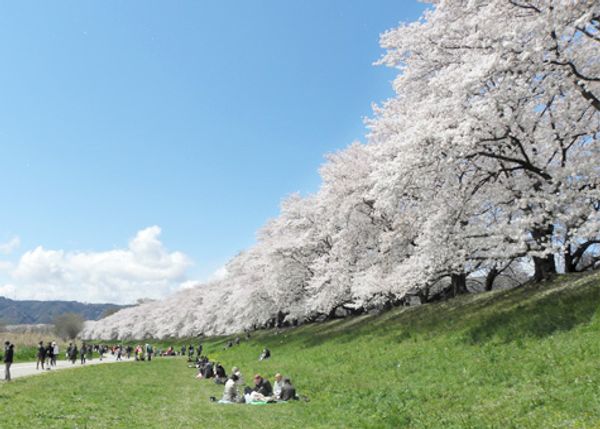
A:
[1,271,600,428]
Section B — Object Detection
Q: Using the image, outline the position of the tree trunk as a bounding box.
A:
[531,225,557,281]
[564,247,576,273]
[532,255,556,281]
[485,267,498,291]
[450,273,468,297]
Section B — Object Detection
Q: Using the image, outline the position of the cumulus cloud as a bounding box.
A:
[210,265,228,281]
[3,226,192,304]
[0,236,20,254]
[178,280,201,290]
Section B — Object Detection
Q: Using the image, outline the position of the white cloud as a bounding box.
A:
[5,226,192,304]
[178,280,200,290]
[0,283,16,298]
[210,265,228,281]
[0,261,13,272]
[0,236,20,254]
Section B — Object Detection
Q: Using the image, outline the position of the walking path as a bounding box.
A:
[1,356,129,381]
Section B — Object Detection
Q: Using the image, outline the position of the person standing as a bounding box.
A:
[36,341,46,370]
[51,342,59,367]
[80,343,87,364]
[70,344,78,364]
[146,343,153,362]
[4,343,14,381]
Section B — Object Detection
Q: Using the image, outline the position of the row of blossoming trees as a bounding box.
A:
[85,0,599,339]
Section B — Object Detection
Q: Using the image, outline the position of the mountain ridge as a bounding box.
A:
[0,296,128,324]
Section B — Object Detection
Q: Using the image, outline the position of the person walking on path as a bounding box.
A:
[3,343,14,381]
[52,342,59,367]
[36,341,46,370]
[145,344,153,362]
[46,342,54,370]
[80,344,87,364]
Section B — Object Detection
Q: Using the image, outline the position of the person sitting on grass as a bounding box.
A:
[279,378,299,401]
[273,373,284,399]
[196,359,214,379]
[204,361,215,379]
[231,366,244,385]
[218,373,241,404]
[214,362,227,384]
[258,348,271,361]
[243,374,273,403]
[253,374,273,397]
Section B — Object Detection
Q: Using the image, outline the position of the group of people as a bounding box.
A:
[3,337,302,404]
[190,347,298,404]
[36,341,60,370]
[183,343,204,360]
[221,369,298,404]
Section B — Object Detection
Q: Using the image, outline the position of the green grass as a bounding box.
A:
[2,271,600,428]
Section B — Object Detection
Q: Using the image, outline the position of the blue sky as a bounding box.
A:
[0,1,426,303]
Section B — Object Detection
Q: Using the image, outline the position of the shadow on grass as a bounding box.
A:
[292,272,600,349]
[465,273,600,345]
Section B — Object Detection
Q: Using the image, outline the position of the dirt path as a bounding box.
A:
[1,355,131,381]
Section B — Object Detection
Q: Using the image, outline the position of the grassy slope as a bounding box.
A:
[1,271,600,428]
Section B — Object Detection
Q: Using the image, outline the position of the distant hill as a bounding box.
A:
[0,296,128,324]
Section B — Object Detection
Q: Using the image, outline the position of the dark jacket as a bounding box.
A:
[215,364,226,378]
[280,383,297,401]
[4,346,14,363]
[254,379,273,397]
